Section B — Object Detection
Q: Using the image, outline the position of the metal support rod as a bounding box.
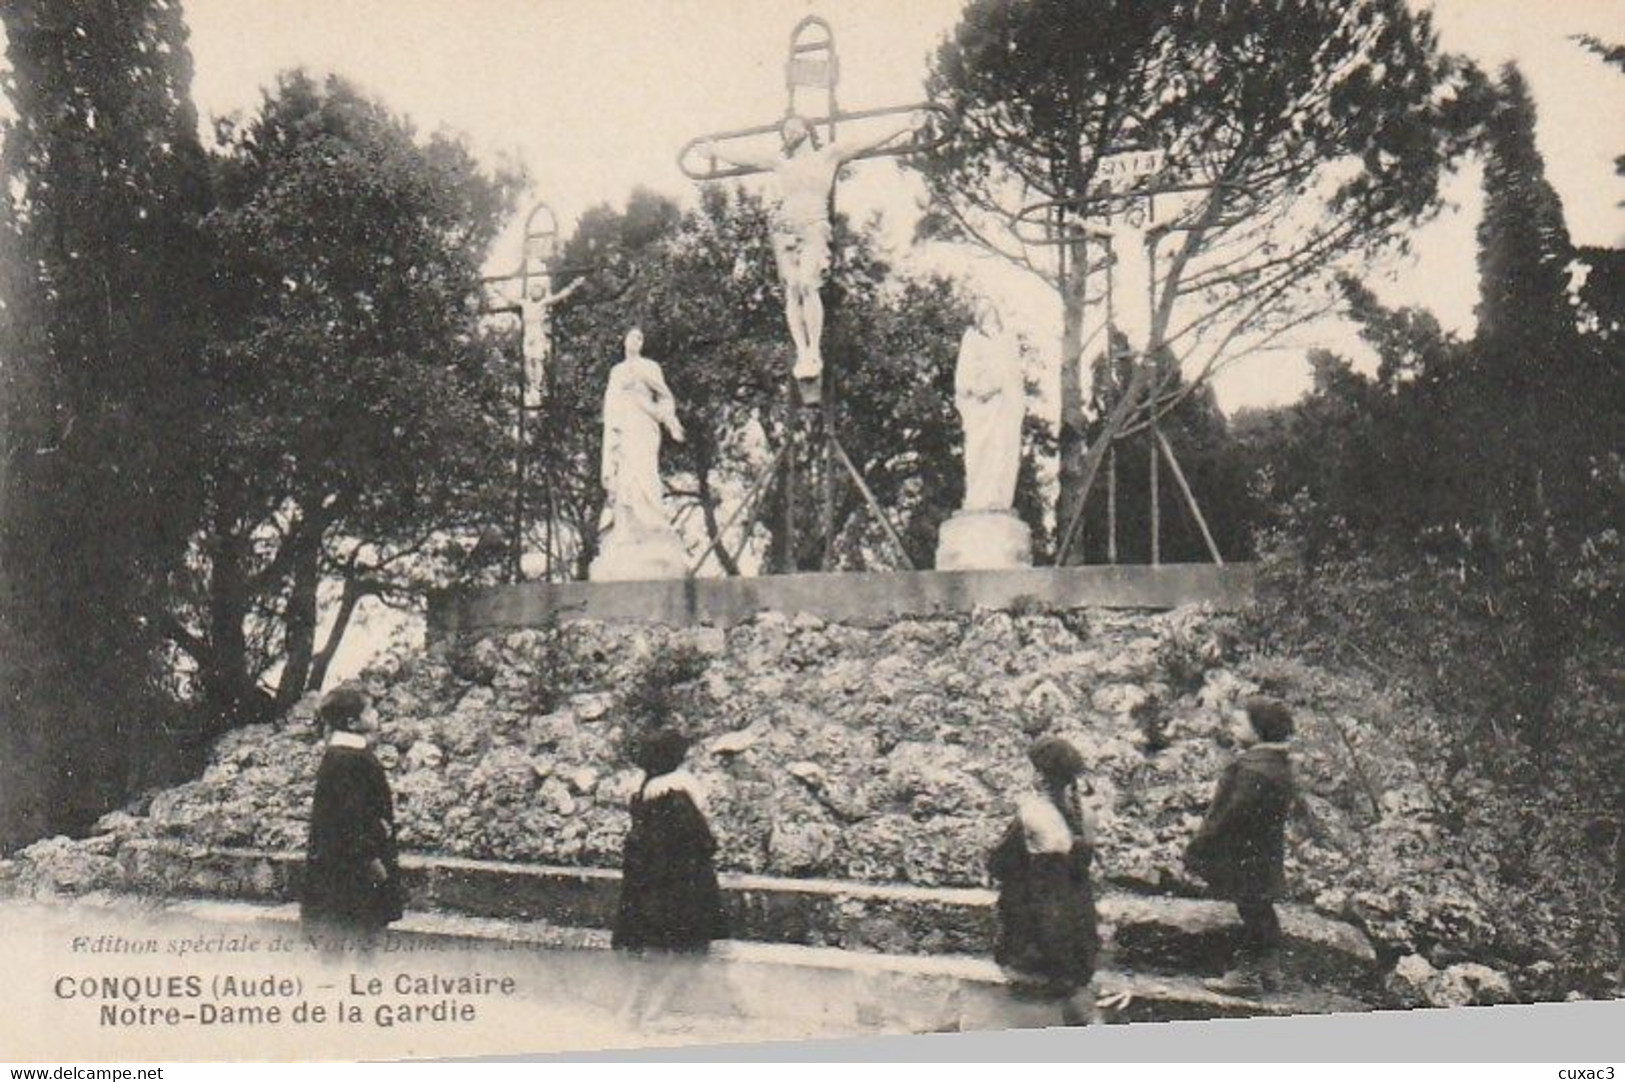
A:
[688,440,792,577]
[513,373,526,584]
[1146,235,1160,568]
[541,323,558,582]
[1156,429,1224,566]
[542,456,555,582]
[1056,194,1157,566]
[821,382,837,570]
[817,38,839,569]
[783,383,798,573]
[1107,445,1118,565]
[1149,369,1161,568]
[831,437,915,571]
[1055,349,1155,565]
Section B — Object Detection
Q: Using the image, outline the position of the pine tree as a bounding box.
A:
[918,0,1487,560]
[1461,64,1616,742]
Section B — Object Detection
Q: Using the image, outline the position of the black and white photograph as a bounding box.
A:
[0,0,1620,1064]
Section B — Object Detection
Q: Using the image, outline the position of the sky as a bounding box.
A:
[3,1,1618,406]
[172,0,1625,413]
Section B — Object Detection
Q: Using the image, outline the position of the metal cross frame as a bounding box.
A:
[677,18,956,185]
[479,200,616,584]
[1014,149,1252,568]
[679,16,955,577]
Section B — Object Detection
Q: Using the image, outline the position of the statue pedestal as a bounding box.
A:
[935,509,1032,571]
[589,526,689,583]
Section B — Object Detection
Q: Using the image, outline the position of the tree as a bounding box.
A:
[0,0,212,845]
[1570,38,1625,365]
[1574,35,1625,191]
[918,0,1486,555]
[1470,66,1614,536]
[1455,64,1619,741]
[1239,62,1620,743]
[167,71,522,730]
[1227,50,1624,986]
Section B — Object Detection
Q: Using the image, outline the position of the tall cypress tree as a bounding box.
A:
[0,0,210,846]
[1460,64,1617,742]
[1475,67,1575,366]
[1470,64,1610,535]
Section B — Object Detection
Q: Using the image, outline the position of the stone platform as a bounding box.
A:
[429,562,1254,636]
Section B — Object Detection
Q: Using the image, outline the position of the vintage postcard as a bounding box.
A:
[0,0,1620,1064]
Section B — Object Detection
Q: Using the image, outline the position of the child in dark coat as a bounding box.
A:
[989,735,1102,1025]
[300,685,404,943]
[1184,696,1296,997]
[613,726,728,952]
[613,726,728,1025]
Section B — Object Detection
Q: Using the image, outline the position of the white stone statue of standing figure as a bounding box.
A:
[955,300,1025,513]
[936,299,1033,571]
[590,328,689,582]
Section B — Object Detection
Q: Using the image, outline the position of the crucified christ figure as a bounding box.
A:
[521,274,584,408]
[1081,206,1165,358]
[700,112,924,387]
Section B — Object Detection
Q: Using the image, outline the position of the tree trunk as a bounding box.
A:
[274,525,324,713]
[1519,467,1566,747]
[202,513,263,727]
[306,573,371,693]
[1055,244,1091,565]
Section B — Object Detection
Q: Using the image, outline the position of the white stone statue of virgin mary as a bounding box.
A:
[589,328,689,581]
[936,301,1032,571]
[955,301,1026,513]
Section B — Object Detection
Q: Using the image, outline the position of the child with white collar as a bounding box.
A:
[613,726,729,1026]
[988,735,1103,1025]
[300,685,403,944]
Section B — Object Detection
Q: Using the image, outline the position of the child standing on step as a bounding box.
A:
[613,726,729,1026]
[301,684,404,948]
[988,735,1103,1025]
[1184,695,1297,998]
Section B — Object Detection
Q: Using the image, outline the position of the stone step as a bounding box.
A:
[161,897,1369,1032]
[111,842,1376,994]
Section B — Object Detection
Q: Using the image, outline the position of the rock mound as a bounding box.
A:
[0,605,1537,1003]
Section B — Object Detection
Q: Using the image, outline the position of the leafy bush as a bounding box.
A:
[619,640,713,734]
[1007,593,1091,640]
[1130,692,1171,755]
[522,617,596,715]
[446,634,499,686]
[1242,494,1624,992]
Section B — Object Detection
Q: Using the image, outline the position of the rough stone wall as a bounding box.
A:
[1,606,1542,997]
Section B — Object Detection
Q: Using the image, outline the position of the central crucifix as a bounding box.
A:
[680,16,953,407]
[678,17,956,575]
